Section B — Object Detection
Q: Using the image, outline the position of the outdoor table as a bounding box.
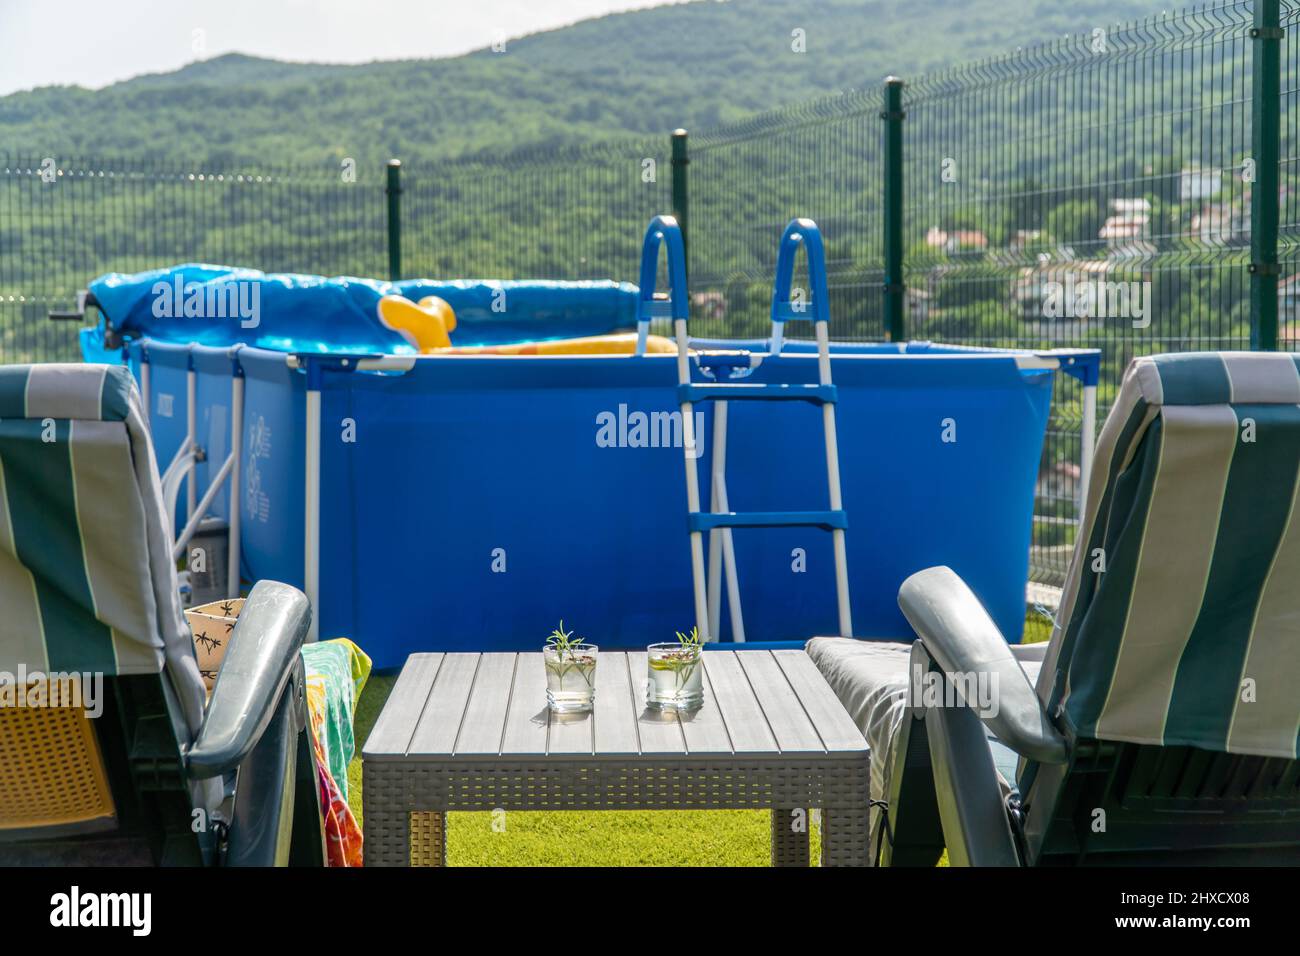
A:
[363,649,871,866]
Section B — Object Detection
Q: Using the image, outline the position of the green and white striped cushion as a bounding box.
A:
[1043,352,1300,759]
[0,364,206,736]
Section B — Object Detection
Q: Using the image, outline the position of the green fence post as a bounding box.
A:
[671,129,689,277]
[1251,1,1281,351]
[385,159,402,282]
[882,77,906,343]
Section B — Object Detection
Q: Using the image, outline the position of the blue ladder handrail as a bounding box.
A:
[771,218,831,353]
[671,215,854,646]
[636,215,688,356]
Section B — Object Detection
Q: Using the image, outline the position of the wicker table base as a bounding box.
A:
[365,758,870,866]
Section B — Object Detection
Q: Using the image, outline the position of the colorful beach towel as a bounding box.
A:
[301,639,371,867]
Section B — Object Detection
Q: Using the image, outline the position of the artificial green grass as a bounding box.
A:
[344,607,1051,865]
[345,672,821,865]
[1023,607,1054,644]
[445,808,820,866]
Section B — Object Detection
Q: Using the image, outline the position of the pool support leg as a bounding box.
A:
[304,381,322,642]
[140,352,151,425]
[1079,383,1097,518]
[186,364,197,524]
[227,362,244,598]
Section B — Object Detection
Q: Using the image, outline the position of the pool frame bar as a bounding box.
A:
[145,344,245,605]
[137,344,1098,644]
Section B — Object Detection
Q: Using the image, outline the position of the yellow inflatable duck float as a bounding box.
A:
[376,294,458,352]
[376,293,677,355]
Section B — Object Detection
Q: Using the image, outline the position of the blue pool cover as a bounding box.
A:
[83,264,639,357]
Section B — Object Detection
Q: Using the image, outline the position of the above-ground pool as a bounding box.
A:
[88,219,1098,669]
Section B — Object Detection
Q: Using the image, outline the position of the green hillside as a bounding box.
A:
[1,0,1164,165]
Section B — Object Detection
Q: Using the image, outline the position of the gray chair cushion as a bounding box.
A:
[807,636,1043,858]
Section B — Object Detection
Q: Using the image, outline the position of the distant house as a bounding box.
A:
[1008,229,1044,252]
[1100,198,1156,258]
[925,225,989,255]
[1180,166,1223,203]
[691,290,726,322]
[1011,258,1114,321]
[1110,198,1150,214]
[1190,201,1248,245]
[1279,276,1300,350]
[905,286,931,324]
[1037,461,1083,508]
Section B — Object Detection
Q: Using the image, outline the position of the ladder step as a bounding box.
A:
[677,383,837,405]
[773,303,820,323]
[689,510,848,532]
[637,299,676,320]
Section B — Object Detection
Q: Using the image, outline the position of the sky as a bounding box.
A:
[0,0,694,96]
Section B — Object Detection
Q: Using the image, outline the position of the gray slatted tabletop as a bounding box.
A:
[363,649,870,866]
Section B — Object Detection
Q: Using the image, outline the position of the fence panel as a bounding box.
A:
[1278,0,1300,332]
[902,2,1255,586]
[0,154,386,363]
[399,136,670,284]
[687,92,885,341]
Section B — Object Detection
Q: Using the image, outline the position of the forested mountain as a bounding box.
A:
[1,0,1164,165]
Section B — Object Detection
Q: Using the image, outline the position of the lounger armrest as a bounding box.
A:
[898,566,1067,764]
[188,581,312,778]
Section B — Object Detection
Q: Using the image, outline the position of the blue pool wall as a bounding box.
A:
[127,339,1054,669]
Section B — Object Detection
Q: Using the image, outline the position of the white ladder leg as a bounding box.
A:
[709,451,746,643]
[707,400,744,641]
[720,508,745,643]
[712,465,754,647]
[707,400,728,639]
[817,321,853,638]
[707,524,723,639]
[677,316,711,642]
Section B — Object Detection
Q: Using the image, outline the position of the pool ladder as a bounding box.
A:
[637,216,852,643]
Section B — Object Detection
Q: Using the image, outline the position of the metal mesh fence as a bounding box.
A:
[1277,0,1300,342]
[687,91,884,341]
[401,137,670,282]
[0,139,669,363]
[0,154,385,363]
[903,1,1256,586]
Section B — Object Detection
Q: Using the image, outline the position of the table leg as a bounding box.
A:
[409,811,447,867]
[770,808,811,866]
[363,802,412,867]
[820,806,872,867]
